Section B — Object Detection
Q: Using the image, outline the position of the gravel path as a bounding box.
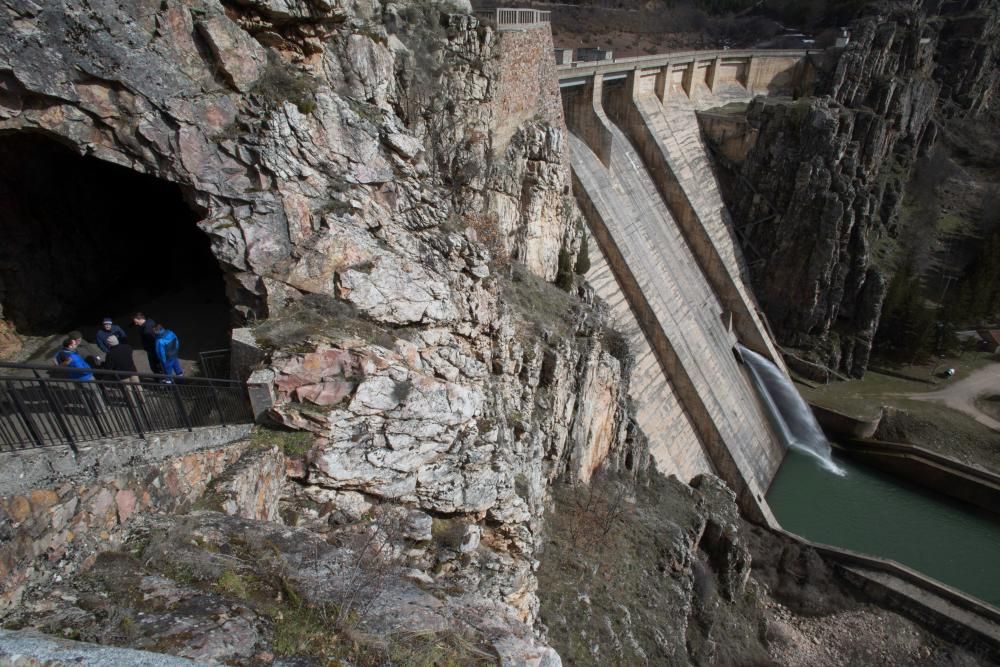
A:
[909,363,1000,432]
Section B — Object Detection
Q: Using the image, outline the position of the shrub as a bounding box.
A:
[574,234,591,275]
[556,248,575,292]
[255,51,318,115]
[465,212,509,264]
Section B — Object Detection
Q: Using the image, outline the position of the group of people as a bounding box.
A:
[55,312,184,383]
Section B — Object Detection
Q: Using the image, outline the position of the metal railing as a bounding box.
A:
[474,7,551,31]
[198,348,232,379]
[0,362,254,452]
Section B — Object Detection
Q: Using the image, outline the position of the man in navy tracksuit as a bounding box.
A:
[154,324,183,381]
[96,317,128,355]
[132,312,161,374]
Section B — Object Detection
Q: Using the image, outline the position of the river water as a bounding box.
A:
[767,449,1000,608]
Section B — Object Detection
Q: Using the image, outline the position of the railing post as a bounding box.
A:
[3,382,45,448]
[77,381,109,439]
[31,370,78,453]
[209,382,227,427]
[122,381,147,440]
[170,381,194,432]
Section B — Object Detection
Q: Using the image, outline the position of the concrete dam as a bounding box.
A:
[560,50,816,517]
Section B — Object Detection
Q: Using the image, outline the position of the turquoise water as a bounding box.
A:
[767,449,1000,608]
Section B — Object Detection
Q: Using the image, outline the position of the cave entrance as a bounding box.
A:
[0,132,231,373]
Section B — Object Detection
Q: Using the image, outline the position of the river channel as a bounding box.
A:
[767,449,1000,608]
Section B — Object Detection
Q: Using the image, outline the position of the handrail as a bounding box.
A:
[557,48,814,80]
[0,361,244,386]
[198,348,232,380]
[0,361,254,452]
[474,7,551,30]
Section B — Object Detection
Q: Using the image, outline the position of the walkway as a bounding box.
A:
[0,362,253,451]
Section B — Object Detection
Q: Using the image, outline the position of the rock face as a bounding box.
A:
[0,0,574,327]
[711,0,1000,376]
[0,0,647,660]
[538,472,763,665]
[261,280,643,627]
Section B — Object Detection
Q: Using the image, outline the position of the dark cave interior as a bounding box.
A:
[0,132,231,359]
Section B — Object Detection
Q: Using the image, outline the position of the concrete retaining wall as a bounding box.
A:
[761,522,1000,659]
[0,424,252,497]
[811,403,881,440]
[836,438,1000,515]
[582,228,714,482]
[601,73,783,369]
[492,24,566,155]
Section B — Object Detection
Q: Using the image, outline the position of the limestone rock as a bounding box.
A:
[713,2,999,376]
[196,16,268,93]
[0,0,642,661]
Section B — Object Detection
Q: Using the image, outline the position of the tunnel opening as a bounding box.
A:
[0,132,231,368]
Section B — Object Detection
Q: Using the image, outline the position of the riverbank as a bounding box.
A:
[798,356,1000,474]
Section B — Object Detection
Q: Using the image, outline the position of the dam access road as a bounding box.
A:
[909,363,1000,432]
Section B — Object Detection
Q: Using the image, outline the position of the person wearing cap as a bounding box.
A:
[96,318,128,355]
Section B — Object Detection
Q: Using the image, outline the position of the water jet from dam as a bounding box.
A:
[737,344,846,476]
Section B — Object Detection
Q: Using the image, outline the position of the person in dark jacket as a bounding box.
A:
[103,335,137,376]
[96,317,128,354]
[132,312,161,374]
[154,324,183,381]
[103,335,143,406]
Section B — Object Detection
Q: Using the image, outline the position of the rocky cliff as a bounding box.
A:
[0,0,649,661]
[710,0,1000,376]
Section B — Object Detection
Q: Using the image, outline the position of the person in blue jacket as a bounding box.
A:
[55,337,106,412]
[154,324,183,381]
[55,338,95,380]
[96,317,128,355]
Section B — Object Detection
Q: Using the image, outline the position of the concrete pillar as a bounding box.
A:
[247,368,275,423]
[706,56,721,92]
[562,73,613,169]
[654,63,669,103]
[682,60,695,99]
[745,55,758,94]
[626,67,640,102]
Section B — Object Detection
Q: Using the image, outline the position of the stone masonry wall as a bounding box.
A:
[492,26,568,158]
[0,440,284,616]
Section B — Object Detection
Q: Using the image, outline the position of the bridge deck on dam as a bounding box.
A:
[569,125,781,495]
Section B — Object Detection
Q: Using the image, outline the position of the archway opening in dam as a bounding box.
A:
[0,132,230,371]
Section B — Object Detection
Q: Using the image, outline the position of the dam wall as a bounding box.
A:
[562,51,816,513]
[583,214,714,483]
[565,77,782,520]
